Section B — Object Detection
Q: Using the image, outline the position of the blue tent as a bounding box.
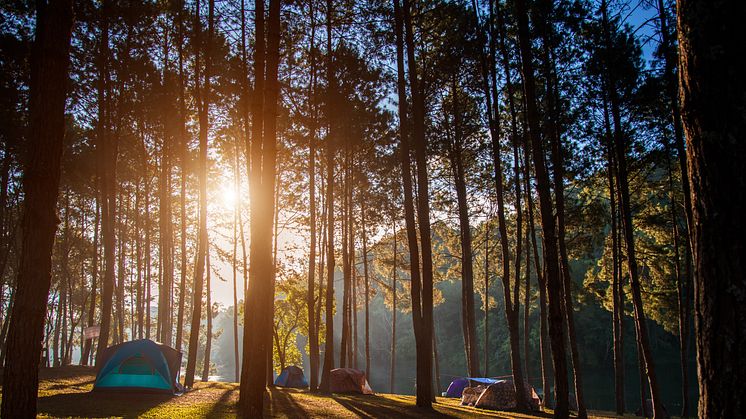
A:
[274,365,308,388]
[445,377,503,398]
[94,339,182,394]
[445,378,469,397]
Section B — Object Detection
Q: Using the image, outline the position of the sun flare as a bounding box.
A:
[221,184,238,209]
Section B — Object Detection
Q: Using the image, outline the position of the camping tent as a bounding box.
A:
[274,365,308,388]
[445,378,469,397]
[94,339,182,394]
[329,368,374,394]
[446,377,500,398]
[473,380,541,411]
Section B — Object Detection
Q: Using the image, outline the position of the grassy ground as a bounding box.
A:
[0,366,643,418]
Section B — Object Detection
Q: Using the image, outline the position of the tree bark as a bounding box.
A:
[0,0,73,415]
[677,1,746,417]
[600,2,664,417]
[402,0,434,407]
[362,201,370,380]
[390,221,397,394]
[447,82,479,378]
[81,196,100,365]
[602,92,624,415]
[95,0,117,366]
[306,0,320,391]
[174,0,189,354]
[185,0,212,388]
[319,0,336,393]
[513,0,569,415]
[202,245,212,382]
[656,1,692,415]
[239,0,281,414]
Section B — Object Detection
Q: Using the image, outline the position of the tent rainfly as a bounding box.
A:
[274,365,309,388]
[93,339,183,394]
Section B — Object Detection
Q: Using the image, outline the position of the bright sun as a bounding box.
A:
[221,184,237,209]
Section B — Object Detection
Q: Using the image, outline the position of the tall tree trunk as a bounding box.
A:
[402,0,434,407]
[145,168,152,340]
[390,222,397,394]
[135,178,143,339]
[677,1,746,417]
[538,5,586,411]
[602,93,624,415]
[81,196,100,365]
[115,191,125,343]
[174,0,189,354]
[0,0,73,415]
[232,142,240,383]
[159,119,174,347]
[202,245,212,382]
[488,1,529,409]
[185,0,212,388]
[600,3,664,417]
[513,0,570,415]
[340,151,350,368]
[239,0,281,414]
[306,0,320,391]
[96,0,117,365]
[361,201,370,380]
[447,84,479,377]
[319,0,336,393]
[656,1,693,416]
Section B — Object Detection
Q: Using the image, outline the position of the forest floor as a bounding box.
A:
[0,366,645,418]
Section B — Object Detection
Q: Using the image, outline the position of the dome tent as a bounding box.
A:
[94,339,182,394]
[445,378,469,397]
[329,368,374,394]
[274,365,308,388]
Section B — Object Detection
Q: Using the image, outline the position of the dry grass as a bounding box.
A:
[0,366,644,418]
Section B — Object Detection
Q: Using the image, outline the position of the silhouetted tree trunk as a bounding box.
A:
[390,220,397,394]
[446,80,479,378]
[513,0,569,415]
[185,0,212,388]
[158,107,174,347]
[600,2,664,417]
[174,0,189,354]
[656,1,693,415]
[81,197,99,365]
[677,1,746,417]
[536,2,586,411]
[488,0,529,409]
[96,0,117,365]
[306,0,320,391]
[144,167,152,340]
[402,0,434,407]
[0,0,73,415]
[239,0,281,414]
[484,222,490,377]
[202,245,212,382]
[319,0,336,393]
[232,140,240,383]
[340,149,350,368]
[362,201,370,380]
[602,93,624,415]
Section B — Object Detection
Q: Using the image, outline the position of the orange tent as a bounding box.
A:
[329,368,374,394]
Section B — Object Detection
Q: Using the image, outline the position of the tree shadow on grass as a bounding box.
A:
[333,394,411,418]
[331,393,554,418]
[204,387,239,419]
[267,387,311,418]
[45,378,95,391]
[37,391,175,419]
